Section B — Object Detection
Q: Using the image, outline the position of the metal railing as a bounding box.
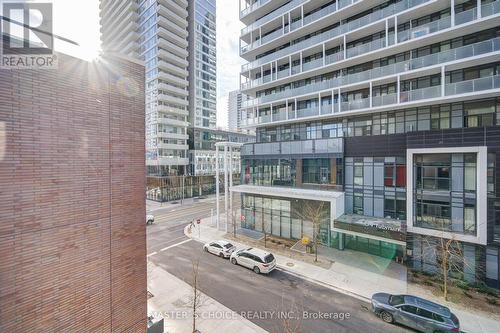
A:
[445,74,500,95]
[241,0,306,35]
[241,0,271,18]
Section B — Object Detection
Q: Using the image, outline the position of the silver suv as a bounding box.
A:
[371,293,460,333]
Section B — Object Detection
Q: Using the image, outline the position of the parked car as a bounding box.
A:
[371,293,460,333]
[230,248,276,274]
[146,214,154,225]
[203,240,236,258]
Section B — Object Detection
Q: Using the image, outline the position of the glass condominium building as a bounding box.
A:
[188,0,217,129]
[100,0,191,176]
[236,0,500,288]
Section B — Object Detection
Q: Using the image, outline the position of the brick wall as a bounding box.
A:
[0,53,146,332]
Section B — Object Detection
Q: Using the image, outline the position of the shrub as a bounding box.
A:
[456,281,470,291]
[486,297,497,305]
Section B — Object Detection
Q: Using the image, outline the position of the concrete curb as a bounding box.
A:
[275,266,371,303]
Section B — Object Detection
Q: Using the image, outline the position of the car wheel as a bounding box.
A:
[253,266,260,274]
[231,258,237,265]
[219,252,224,258]
[380,311,393,324]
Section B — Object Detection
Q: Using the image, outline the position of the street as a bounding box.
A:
[147,198,411,333]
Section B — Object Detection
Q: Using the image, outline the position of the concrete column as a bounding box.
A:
[477,0,481,19]
[441,66,445,97]
[369,81,373,108]
[343,35,346,59]
[397,75,401,103]
[323,43,326,66]
[215,145,220,229]
[451,0,455,26]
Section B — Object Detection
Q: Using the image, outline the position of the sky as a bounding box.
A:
[42,0,241,129]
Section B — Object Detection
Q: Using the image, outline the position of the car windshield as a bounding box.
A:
[223,243,234,249]
[389,295,405,306]
[264,254,275,263]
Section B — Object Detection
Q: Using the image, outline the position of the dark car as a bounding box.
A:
[371,293,460,333]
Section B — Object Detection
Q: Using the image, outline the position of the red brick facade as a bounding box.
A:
[0,53,147,332]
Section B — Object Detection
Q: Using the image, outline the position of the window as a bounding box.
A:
[400,305,418,315]
[354,164,363,185]
[417,308,434,320]
[353,194,363,215]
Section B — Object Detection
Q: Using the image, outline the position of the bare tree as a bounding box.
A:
[274,295,303,333]
[189,259,204,333]
[295,201,328,263]
[410,218,479,301]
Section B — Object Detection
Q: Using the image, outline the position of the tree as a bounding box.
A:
[189,259,204,333]
[295,200,328,263]
[410,217,479,301]
[274,295,303,333]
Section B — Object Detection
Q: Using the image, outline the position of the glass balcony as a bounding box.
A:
[321,104,334,115]
[482,0,500,17]
[272,110,288,121]
[445,75,500,96]
[241,0,306,36]
[241,0,429,63]
[346,38,386,58]
[258,77,341,104]
[258,114,272,124]
[455,7,477,25]
[400,85,441,102]
[260,28,284,45]
[372,93,398,107]
[303,1,338,26]
[341,97,370,111]
[410,37,500,70]
[325,51,345,65]
[302,58,324,72]
[397,14,453,43]
[297,107,319,118]
[241,0,271,18]
[242,37,500,107]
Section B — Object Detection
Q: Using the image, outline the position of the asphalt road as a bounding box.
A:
[147,199,412,333]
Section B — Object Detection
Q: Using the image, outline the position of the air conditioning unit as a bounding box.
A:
[412,26,429,39]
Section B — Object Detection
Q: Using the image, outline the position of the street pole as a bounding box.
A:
[229,146,234,237]
[215,145,220,230]
[224,145,229,233]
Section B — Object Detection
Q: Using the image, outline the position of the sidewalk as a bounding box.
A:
[148,261,268,333]
[187,217,500,333]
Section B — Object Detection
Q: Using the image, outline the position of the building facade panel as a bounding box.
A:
[0,53,147,332]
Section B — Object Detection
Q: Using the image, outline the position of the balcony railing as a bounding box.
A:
[241,0,271,18]
[297,107,319,118]
[242,0,306,35]
[241,0,428,55]
[482,0,500,17]
[346,38,386,58]
[243,33,500,95]
[445,74,500,95]
[397,15,453,43]
[400,85,441,102]
[341,97,370,111]
[372,93,398,107]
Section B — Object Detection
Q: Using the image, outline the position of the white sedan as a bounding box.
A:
[203,240,236,258]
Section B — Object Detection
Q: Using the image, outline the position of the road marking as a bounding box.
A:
[147,251,157,257]
[159,238,192,252]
